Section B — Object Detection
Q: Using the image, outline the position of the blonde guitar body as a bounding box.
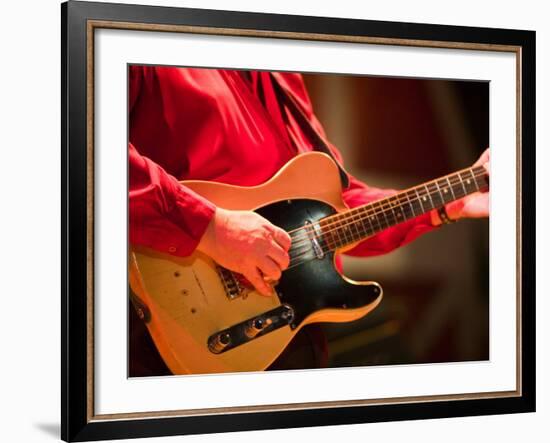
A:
[130,152,383,375]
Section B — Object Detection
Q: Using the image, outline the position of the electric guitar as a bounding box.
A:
[129,152,489,375]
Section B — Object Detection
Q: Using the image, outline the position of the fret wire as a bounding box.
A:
[424,184,435,210]
[360,208,373,238]
[465,169,475,191]
[429,182,443,208]
[341,215,356,245]
[334,219,345,248]
[321,217,336,250]
[374,200,390,228]
[434,180,445,207]
[461,170,477,194]
[365,207,377,236]
[330,219,340,248]
[455,175,467,198]
[448,172,471,198]
[437,177,451,204]
[392,194,406,221]
[458,172,468,195]
[415,188,425,212]
[385,198,396,225]
[342,217,354,244]
[387,195,399,224]
[335,217,346,247]
[399,197,407,221]
[348,209,363,242]
[420,187,430,209]
[445,170,472,195]
[372,204,382,232]
[359,207,375,238]
[445,176,457,200]
[337,217,349,248]
[358,206,372,239]
[472,166,483,191]
[405,190,417,217]
[470,168,480,191]
[360,203,376,235]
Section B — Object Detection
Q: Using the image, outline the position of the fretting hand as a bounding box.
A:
[197,208,291,296]
[434,149,490,223]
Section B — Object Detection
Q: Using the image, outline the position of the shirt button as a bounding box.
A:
[168,246,177,253]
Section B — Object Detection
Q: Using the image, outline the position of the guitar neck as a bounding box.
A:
[319,165,489,251]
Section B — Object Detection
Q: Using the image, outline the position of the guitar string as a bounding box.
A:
[128,172,487,282]
[285,167,487,252]
[285,169,488,258]
[137,169,488,283]
[287,176,488,264]
[284,165,486,239]
[285,170,489,267]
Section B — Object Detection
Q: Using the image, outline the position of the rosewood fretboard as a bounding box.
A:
[316,165,489,252]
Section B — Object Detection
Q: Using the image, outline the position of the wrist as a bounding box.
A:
[430,209,443,227]
[197,207,220,255]
[431,202,462,227]
[445,200,464,221]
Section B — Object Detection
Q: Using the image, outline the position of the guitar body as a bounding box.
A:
[130,152,383,375]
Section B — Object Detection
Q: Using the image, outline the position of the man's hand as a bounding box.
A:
[433,148,490,224]
[197,208,291,296]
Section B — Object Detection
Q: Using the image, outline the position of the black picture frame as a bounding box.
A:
[61,1,536,441]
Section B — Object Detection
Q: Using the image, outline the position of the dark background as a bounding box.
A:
[303,73,489,367]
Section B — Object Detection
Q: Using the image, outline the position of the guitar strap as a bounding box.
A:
[269,72,350,189]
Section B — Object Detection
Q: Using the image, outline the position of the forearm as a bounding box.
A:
[129,143,215,256]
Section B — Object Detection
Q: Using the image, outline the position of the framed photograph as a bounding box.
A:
[61,1,535,441]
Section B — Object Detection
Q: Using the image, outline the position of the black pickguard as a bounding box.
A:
[256,199,381,328]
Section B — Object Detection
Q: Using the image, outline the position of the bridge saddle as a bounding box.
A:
[217,266,248,300]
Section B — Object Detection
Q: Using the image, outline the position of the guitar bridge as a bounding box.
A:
[217,266,245,300]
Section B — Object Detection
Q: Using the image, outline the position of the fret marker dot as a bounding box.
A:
[467,180,471,184]
[423,197,427,201]
[444,189,448,193]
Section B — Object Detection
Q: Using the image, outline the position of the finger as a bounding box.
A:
[246,267,272,296]
[258,256,282,282]
[473,148,490,167]
[462,192,489,218]
[268,242,290,270]
[269,226,291,251]
[257,256,282,282]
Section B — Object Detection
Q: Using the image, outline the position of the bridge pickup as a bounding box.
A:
[207,304,295,354]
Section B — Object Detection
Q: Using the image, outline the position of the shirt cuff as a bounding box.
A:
[163,185,216,256]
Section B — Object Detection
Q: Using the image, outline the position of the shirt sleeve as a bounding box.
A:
[129,65,215,257]
[278,72,436,257]
[129,142,216,257]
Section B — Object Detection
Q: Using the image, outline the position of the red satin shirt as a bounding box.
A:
[129,66,434,258]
